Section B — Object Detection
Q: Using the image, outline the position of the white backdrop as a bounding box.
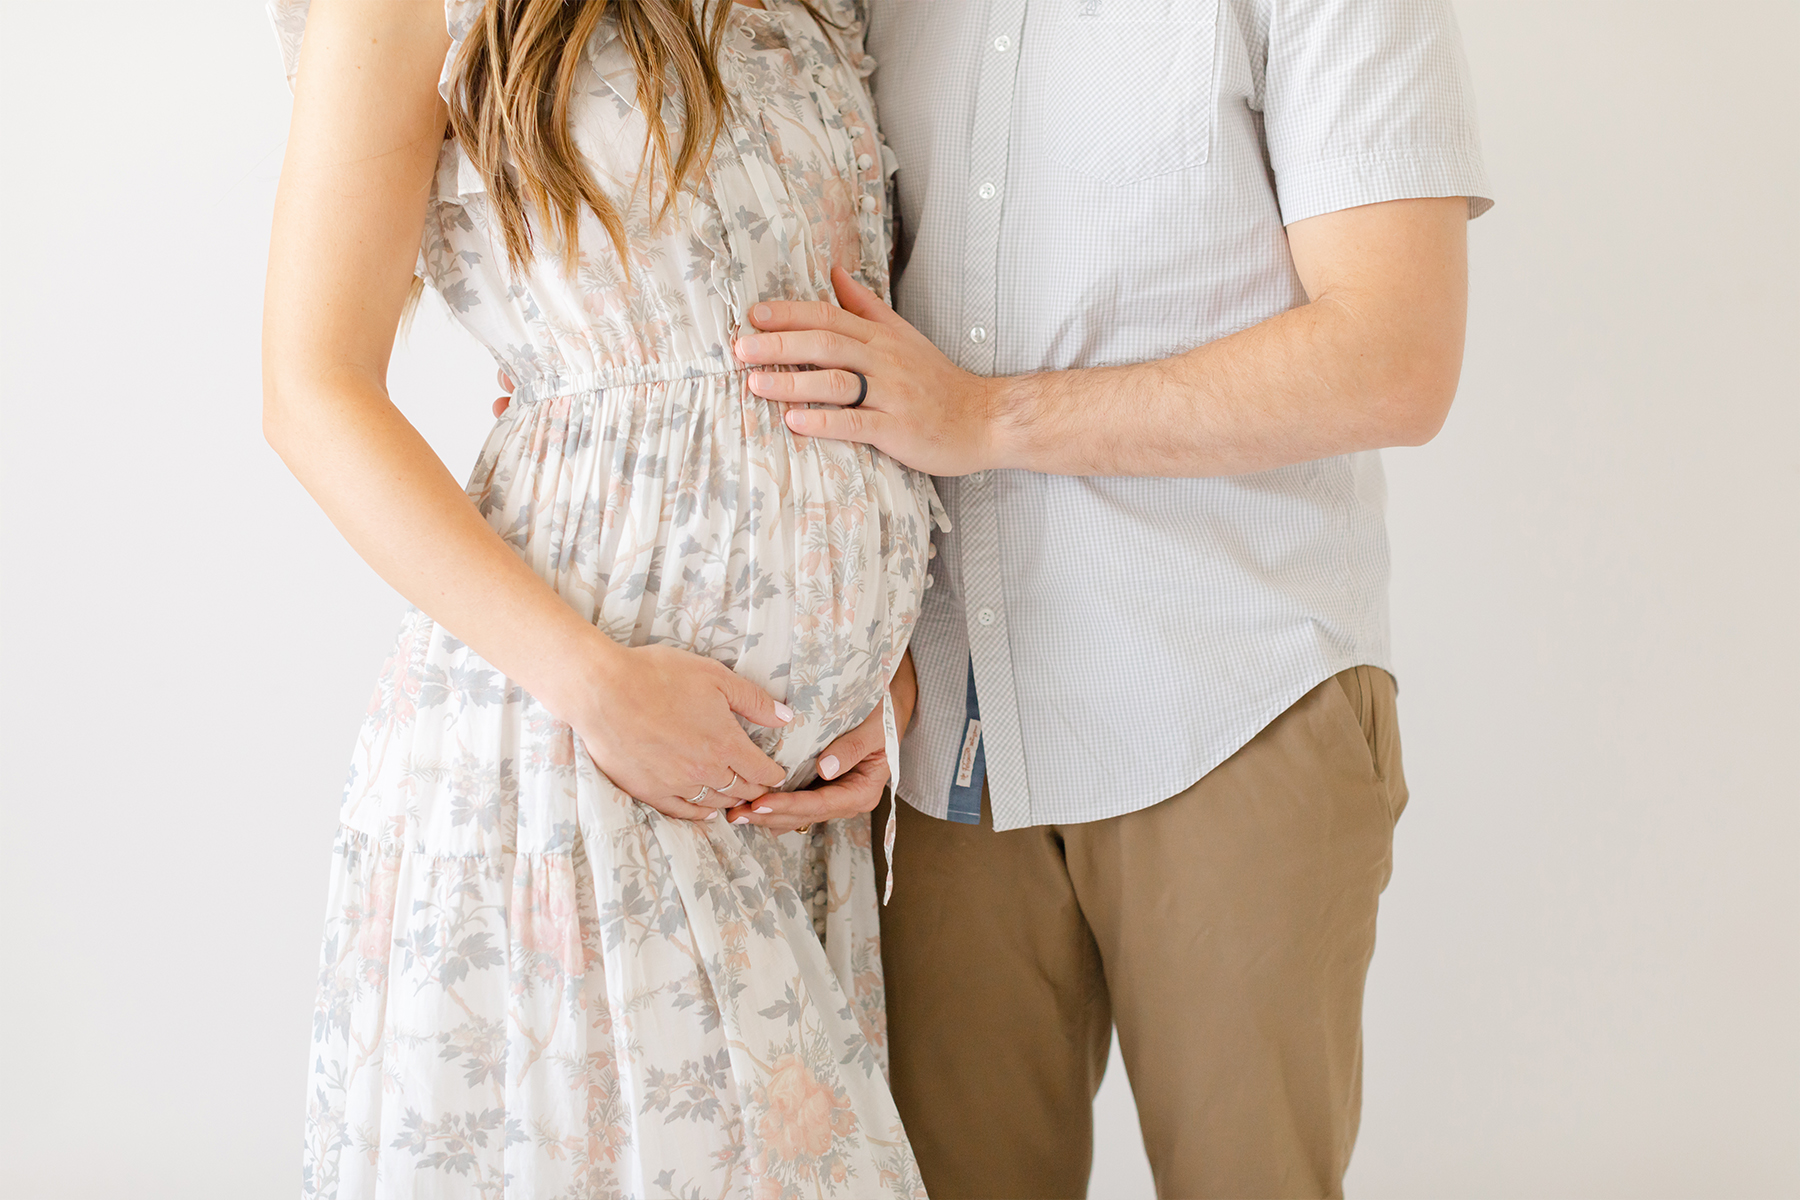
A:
[1,3,1794,1197]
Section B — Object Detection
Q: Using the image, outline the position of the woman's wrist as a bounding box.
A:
[529,622,626,729]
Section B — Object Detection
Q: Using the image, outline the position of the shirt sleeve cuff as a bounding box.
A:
[1274,147,1495,227]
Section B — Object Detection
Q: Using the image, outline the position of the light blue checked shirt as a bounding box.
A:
[868,0,1492,830]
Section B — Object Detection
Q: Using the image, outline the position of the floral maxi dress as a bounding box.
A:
[269,2,940,1197]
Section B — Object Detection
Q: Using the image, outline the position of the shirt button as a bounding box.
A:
[857,153,874,171]
[861,195,878,213]
[977,181,997,201]
[927,543,938,559]
[969,325,988,344]
[924,574,935,589]
[993,35,1013,53]
[970,471,985,484]
[847,126,865,140]
[977,607,997,627]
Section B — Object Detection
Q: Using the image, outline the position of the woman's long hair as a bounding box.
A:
[442,0,834,274]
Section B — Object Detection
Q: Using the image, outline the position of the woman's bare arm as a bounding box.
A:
[263,0,789,815]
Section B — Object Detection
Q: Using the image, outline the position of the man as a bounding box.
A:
[728,1,1493,1197]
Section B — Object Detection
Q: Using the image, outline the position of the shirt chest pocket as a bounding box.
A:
[1041,0,1220,186]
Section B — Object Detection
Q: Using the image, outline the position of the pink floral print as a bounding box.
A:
[269,1,938,1196]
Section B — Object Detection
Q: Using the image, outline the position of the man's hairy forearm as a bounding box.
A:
[740,198,1470,482]
[984,198,1471,478]
[986,292,1460,478]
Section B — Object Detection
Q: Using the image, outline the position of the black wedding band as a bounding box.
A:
[847,370,869,408]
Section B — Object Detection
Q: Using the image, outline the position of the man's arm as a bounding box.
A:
[734,195,1469,478]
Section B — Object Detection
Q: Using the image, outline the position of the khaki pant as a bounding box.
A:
[874,666,1408,1200]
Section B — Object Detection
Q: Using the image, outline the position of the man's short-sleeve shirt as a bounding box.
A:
[867,0,1492,830]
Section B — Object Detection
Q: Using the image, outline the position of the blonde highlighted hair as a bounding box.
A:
[442,0,838,272]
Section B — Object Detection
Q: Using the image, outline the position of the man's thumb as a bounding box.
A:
[832,265,894,323]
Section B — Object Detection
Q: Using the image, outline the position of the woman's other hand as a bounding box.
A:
[550,635,794,821]
[723,651,917,832]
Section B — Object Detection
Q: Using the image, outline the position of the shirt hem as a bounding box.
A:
[902,655,1396,832]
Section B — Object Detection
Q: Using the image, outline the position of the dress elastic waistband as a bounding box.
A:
[506,354,755,404]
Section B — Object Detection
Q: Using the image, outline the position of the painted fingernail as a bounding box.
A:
[820,755,839,779]
[753,303,771,322]
[732,815,751,825]
[774,702,794,722]
[754,806,773,814]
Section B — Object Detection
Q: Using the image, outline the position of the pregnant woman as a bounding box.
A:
[263,1,937,1195]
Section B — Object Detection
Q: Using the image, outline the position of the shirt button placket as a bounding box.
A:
[955,0,1030,831]
[958,0,1020,378]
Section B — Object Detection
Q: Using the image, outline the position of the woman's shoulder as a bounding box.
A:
[268,0,482,99]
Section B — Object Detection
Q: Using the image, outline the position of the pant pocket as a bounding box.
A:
[1330,666,1407,827]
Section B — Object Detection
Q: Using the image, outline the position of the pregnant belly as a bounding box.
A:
[468,372,931,782]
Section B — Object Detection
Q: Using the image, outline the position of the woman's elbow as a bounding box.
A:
[260,359,321,459]
[261,370,298,455]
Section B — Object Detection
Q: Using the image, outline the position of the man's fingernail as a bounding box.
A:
[820,755,839,779]
[754,806,773,814]
[753,303,772,322]
[774,702,794,722]
[731,815,750,825]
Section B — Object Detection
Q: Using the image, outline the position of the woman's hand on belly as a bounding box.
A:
[549,639,795,820]
[723,651,918,832]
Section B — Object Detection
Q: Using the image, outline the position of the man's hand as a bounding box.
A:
[723,651,918,833]
[736,268,1003,477]
[736,197,1470,479]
